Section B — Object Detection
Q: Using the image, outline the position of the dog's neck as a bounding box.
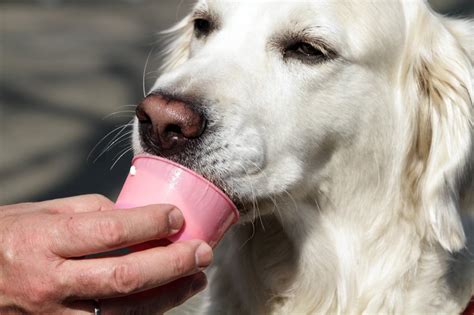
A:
[210,195,469,314]
[208,133,472,314]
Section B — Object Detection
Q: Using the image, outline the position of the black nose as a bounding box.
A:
[136,93,207,155]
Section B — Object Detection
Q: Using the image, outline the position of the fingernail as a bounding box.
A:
[168,208,184,234]
[195,243,213,269]
[191,274,208,292]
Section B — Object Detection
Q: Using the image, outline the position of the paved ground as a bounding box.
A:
[1,0,473,205]
[1,0,192,204]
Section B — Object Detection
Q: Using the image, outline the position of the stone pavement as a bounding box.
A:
[1,0,473,205]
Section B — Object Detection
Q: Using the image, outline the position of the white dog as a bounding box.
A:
[132,0,474,313]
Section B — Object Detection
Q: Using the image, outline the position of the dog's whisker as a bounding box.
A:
[111,145,131,162]
[100,130,134,155]
[102,111,136,121]
[282,189,298,214]
[100,115,136,122]
[175,0,185,21]
[239,159,266,232]
[239,223,256,251]
[96,124,133,152]
[106,132,133,149]
[314,195,323,214]
[110,147,133,170]
[92,122,134,163]
[317,188,335,211]
[145,70,162,76]
[88,122,134,162]
[143,46,155,97]
[244,159,285,223]
[231,162,259,250]
[102,119,134,145]
[239,200,257,249]
[269,194,284,223]
[252,186,265,232]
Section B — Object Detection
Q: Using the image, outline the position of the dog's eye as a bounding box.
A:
[194,18,212,38]
[284,42,326,63]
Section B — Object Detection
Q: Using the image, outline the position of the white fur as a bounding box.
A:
[134,0,474,313]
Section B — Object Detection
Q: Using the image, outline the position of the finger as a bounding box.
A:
[50,204,183,257]
[0,202,39,214]
[38,194,115,214]
[62,273,207,315]
[60,240,213,299]
[101,272,208,315]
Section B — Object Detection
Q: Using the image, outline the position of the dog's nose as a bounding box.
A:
[136,93,206,154]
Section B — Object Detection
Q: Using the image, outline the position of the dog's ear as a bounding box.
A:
[160,15,194,73]
[401,9,473,252]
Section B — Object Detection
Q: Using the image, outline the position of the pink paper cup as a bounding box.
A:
[115,154,239,249]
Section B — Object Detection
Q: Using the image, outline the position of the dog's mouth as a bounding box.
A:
[139,133,248,212]
[136,100,267,217]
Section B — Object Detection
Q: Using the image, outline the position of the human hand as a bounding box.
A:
[0,194,212,314]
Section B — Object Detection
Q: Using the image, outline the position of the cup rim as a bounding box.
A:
[133,154,239,222]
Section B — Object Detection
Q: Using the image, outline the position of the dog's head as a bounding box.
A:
[133,0,473,252]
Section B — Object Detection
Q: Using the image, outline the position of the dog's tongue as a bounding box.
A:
[115,155,239,249]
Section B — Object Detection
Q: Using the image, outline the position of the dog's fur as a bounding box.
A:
[133,0,474,313]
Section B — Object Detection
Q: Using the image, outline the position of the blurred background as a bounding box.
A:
[1,0,473,205]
